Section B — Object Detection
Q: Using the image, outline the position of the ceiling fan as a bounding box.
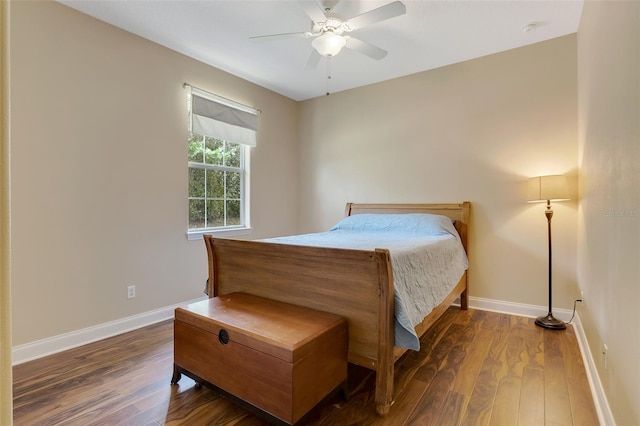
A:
[250,0,406,69]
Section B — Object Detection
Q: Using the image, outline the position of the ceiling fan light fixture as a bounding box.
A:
[312,31,346,56]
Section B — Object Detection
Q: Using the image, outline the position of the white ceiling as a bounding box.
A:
[57,0,584,101]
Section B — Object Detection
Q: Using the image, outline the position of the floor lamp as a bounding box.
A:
[528,175,570,330]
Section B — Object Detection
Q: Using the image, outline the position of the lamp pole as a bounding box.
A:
[535,200,566,330]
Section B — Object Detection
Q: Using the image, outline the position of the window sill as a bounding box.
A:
[187,227,253,241]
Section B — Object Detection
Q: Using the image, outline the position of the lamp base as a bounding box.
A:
[535,314,566,330]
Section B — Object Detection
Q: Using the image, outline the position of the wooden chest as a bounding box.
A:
[172,292,348,424]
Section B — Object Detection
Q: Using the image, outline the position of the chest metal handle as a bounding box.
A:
[218,329,230,345]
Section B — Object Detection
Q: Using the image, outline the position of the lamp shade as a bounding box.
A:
[528,175,570,202]
[312,31,347,57]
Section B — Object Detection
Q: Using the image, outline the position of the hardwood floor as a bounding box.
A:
[13,307,599,425]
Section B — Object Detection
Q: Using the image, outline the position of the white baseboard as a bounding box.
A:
[12,294,614,425]
[464,295,574,321]
[465,296,614,426]
[572,314,615,426]
[11,296,207,365]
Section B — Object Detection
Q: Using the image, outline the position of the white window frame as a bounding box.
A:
[186,87,254,240]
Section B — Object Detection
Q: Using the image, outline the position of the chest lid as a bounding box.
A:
[175,292,347,363]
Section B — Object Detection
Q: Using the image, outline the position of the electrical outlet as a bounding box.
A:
[603,344,608,370]
[581,290,585,303]
[127,285,136,299]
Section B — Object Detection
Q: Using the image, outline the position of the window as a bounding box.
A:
[188,134,244,230]
[186,85,258,239]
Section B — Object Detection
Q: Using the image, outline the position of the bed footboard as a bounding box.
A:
[204,236,394,366]
[204,235,397,415]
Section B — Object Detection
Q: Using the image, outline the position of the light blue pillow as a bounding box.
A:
[330,213,456,236]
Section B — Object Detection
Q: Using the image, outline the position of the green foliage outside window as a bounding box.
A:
[188,132,243,230]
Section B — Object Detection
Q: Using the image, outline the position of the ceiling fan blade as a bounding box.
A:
[298,0,327,23]
[346,1,406,31]
[250,31,310,41]
[345,37,387,60]
[304,50,322,70]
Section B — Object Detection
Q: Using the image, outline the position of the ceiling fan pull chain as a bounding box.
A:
[326,55,332,96]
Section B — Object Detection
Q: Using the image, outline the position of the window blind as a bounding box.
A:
[189,86,259,147]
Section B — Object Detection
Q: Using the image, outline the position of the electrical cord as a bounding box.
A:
[565,299,583,324]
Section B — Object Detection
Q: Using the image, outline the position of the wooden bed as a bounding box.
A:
[203,202,470,416]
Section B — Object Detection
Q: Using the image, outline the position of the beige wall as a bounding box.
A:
[9,1,299,346]
[298,36,579,310]
[577,1,640,424]
[1,0,13,423]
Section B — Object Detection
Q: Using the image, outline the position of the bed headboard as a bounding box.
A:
[344,202,471,253]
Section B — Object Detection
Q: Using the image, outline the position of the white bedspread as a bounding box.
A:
[262,214,468,350]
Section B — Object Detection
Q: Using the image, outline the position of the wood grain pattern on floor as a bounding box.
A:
[13,307,599,425]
